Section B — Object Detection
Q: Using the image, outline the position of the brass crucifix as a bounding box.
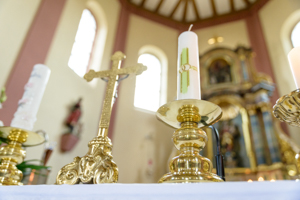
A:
[56,51,147,185]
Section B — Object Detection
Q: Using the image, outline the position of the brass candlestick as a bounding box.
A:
[273,89,300,175]
[56,51,147,185]
[0,126,45,185]
[156,99,224,183]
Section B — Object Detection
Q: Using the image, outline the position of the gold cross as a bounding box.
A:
[56,51,147,185]
[84,51,147,131]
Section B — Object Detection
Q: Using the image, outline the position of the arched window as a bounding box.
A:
[68,9,96,77]
[291,21,300,47]
[134,54,162,112]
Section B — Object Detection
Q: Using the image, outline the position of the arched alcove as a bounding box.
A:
[280,9,300,54]
[134,45,168,112]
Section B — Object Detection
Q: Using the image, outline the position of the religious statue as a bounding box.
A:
[65,98,82,131]
[220,120,242,168]
[60,98,83,152]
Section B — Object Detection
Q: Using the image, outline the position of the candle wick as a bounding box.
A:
[188,24,193,31]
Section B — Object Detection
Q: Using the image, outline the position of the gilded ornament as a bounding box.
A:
[273,89,300,127]
[0,127,45,185]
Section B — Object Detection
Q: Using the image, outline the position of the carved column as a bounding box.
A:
[257,101,281,164]
[246,104,267,166]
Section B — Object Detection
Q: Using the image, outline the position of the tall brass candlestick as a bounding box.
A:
[56,51,147,184]
[157,99,224,183]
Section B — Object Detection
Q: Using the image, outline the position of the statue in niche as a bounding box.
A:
[60,98,83,152]
[208,59,232,85]
[220,120,242,168]
[66,98,82,131]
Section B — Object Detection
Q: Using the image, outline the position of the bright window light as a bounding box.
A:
[134,54,162,112]
[68,9,96,77]
[291,21,300,47]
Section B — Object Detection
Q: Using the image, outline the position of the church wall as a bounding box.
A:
[113,14,178,183]
[194,20,250,54]
[0,0,42,89]
[259,0,300,145]
[24,0,121,184]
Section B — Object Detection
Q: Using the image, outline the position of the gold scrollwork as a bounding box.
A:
[56,136,118,184]
[273,89,300,127]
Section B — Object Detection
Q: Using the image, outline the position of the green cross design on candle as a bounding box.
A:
[180,48,189,93]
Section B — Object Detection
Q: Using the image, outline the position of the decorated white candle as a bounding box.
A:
[11,64,51,131]
[288,46,300,89]
[177,25,201,100]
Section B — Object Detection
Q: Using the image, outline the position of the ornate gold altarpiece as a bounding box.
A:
[199,46,299,181]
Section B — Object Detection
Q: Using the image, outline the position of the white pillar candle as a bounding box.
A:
[288,46,300,89]
[11,64,51,131]
[177,30,201,100]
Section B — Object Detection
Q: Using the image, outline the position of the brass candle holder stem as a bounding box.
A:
[0,126,45,185]
[0,127,45,186]
[157,100,223,183]
[0,129,27,185]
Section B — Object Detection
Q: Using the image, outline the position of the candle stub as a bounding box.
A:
[11,64,51,131]
[288,46,300,89]
[177,31,201,100]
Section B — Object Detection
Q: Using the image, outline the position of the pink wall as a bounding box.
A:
[108,5,130,140]
[245,13,279,103]
[0,0,66,126]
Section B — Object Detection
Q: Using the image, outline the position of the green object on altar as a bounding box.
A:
[0,87,7,104]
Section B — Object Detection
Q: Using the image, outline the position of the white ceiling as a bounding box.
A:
[129,0,257,23]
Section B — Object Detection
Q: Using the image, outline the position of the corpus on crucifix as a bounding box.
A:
[56,51,147,185]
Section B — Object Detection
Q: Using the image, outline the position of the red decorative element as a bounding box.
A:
[60,99,83,152]
[60,133,79,152]
[43,149,53,166]
[66,98,82,129]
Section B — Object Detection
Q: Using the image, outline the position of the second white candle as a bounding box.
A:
[288,46,300,89]
[177,31,201,100]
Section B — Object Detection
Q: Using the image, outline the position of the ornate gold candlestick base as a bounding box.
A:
[0,126,45,185]
[157,100,223,183]
[56,128,118,184]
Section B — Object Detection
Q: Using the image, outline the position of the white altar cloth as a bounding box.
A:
[0,181,299,200]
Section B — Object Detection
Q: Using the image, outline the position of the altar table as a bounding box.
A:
[0,181,299,200]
